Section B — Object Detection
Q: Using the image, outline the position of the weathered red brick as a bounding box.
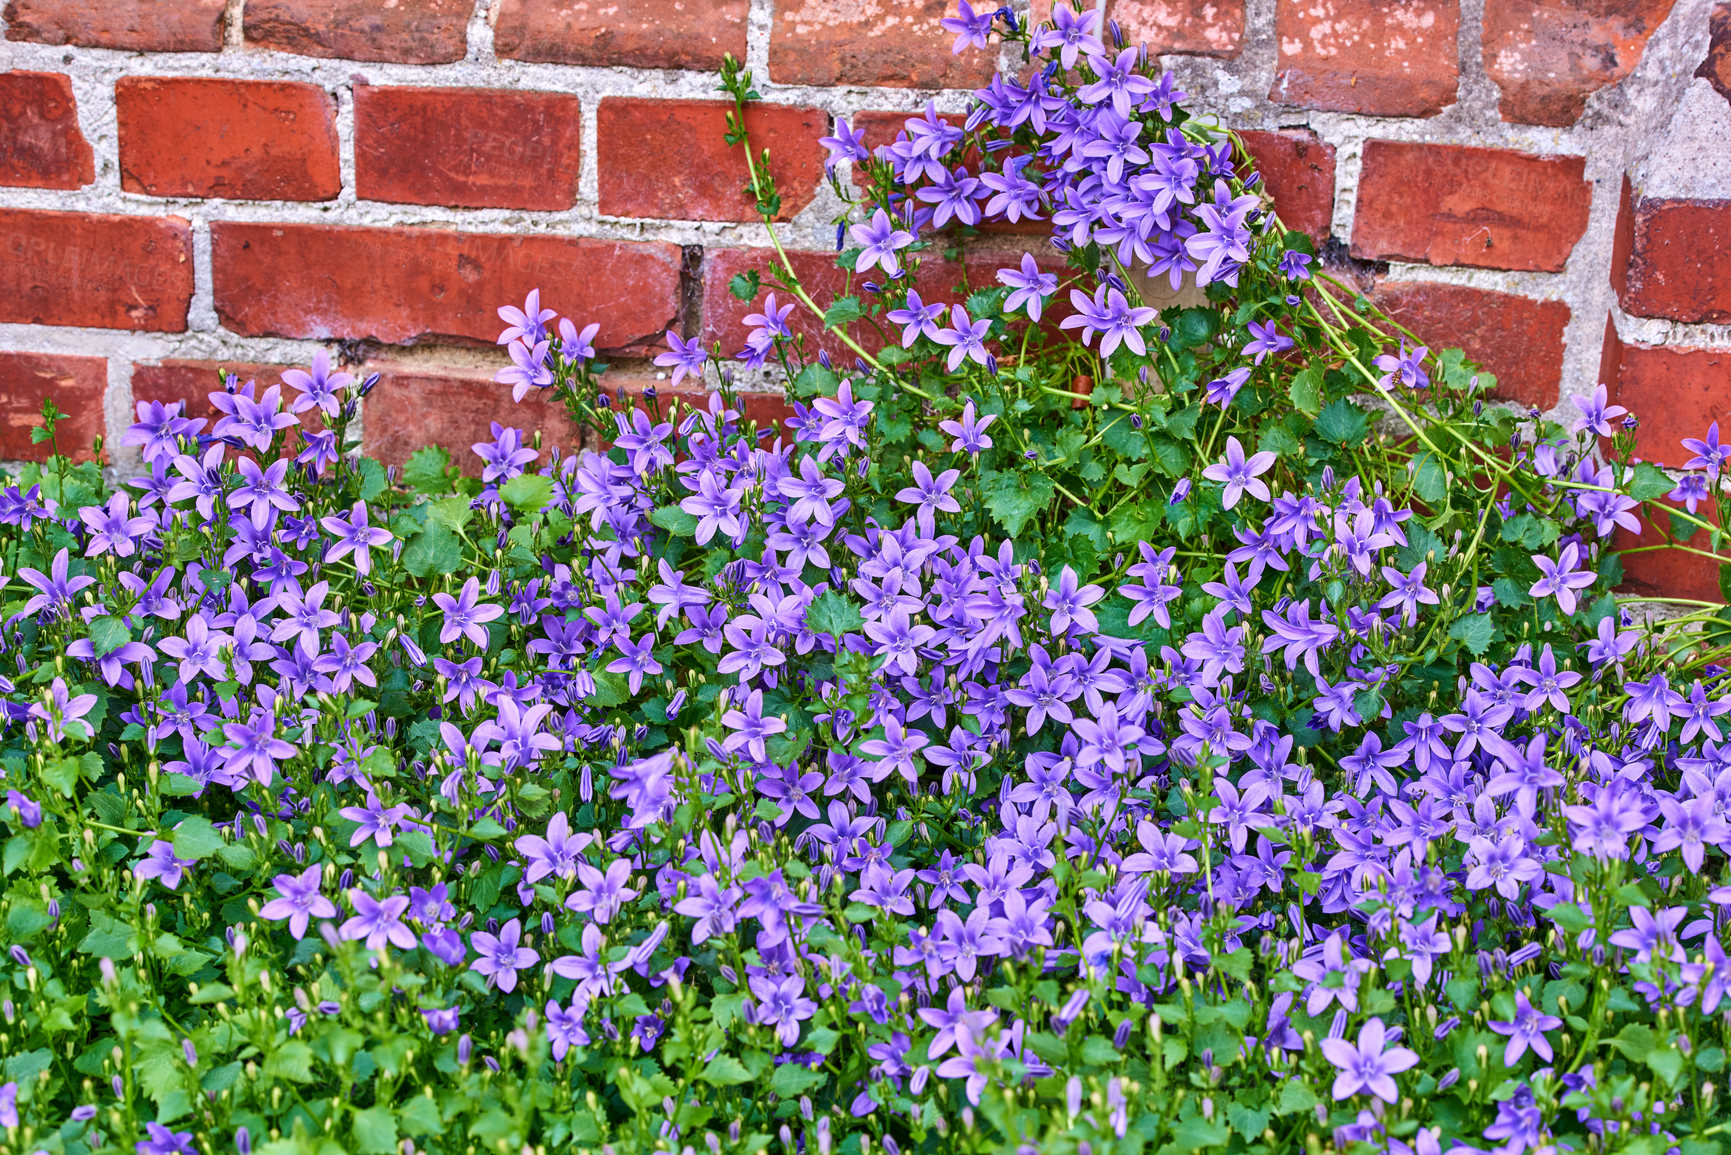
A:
[1614,501,1721,602]
[210,223,684,352]
[0,210,192,332]
[1351,141,1590,272]
[770,0,998,89]
[1611,184,1731,324]
[116,78,340,203]
[1271,0,1460,117]
[0,71,93,191]
[1374,281,1568,410]
[1700,2,1731,105]
[355,86,580,212]
[360,359,587,470]
[3,0,225,51]
[494,0,748,70]
[1484,0,1677,126]
[244,0,470,64]
[1601,318,1731,471]
[598,99,825,223]
[0,351,105,461]
[1239,129,1335,239]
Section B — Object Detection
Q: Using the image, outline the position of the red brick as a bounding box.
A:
[243,0,470,64]
[0,71,92,191]
[1238,129,1335,239]
[494,0,748,70]
[116,78,339,203]
[1601,318,1731,471]
[1700,2,1731,105]
[1271,0,1460,117]
[1351,141,1590,272]
[3,0,224,51]
[360,359,587,470]
[769,0,998,89]
[0,352,105,462]
[355,86,580,212]
[1611,189,1731,324]
[1373,281,1568,410]
[598,99,825,223]
[0,210,192,332]
[1613,502,1721,603]
[210,223,684,352]
[1484,0,1677,127]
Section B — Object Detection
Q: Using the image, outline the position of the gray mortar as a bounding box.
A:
[0,0,1726,474]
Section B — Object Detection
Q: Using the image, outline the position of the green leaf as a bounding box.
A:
[78,911,135,958]
[1610,1023,1656,1062]
[1314,399,1370,445]
[806,590,863,638]
[699,1055,753,1086]
[403,446,455,494]
[1287,365,1323,417]
[769,1062,827,1097]
[1411,450,1448,505]
[427,495,474,535]
[87,616,131,658]
[1628,461,1675,501]
[649,505,699,537]
[822,296,863,329]
[355,458,389,501]
[1491,577,1529,609]
[352,1107,399,1154]
[980,469,1054,539]
[1226,1102,1273,1142]
[401,523,463,578]
[1448,614,1496,656]
[729,270,762,302]
[1274,1077,1318,1116]
[1147,434,1191,479]
[1646,1045,1686,1087]
[263,1040,315,1083]
[171,815,226,861]
[499,473,554,514]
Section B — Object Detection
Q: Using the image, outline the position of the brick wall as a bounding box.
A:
[0,0,1727,584]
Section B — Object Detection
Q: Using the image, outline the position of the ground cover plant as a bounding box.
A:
[6,5,1731,1153]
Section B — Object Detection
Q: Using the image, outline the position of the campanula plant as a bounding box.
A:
[4,5,1731,1155]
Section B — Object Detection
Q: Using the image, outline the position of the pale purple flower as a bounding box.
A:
[1201,436,1277,510]
[1318,1018,1418,1103]
[259,864,338,939]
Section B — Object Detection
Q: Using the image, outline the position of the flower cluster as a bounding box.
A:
[0,8,1726,1155]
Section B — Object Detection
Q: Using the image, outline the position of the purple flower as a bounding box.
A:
[545,996,590,1060]
[1373,341,1430,391]
[721,689,787,762]
[497,288,555,345]
[1572,382,1627,437]
[259,864,338,939]
[749,973,817,1046]
[818,118,870,169]
[340,891,417,952]
[1683,421,1731,477]
[938,400,996,455]
[136,1121,195,1155]
[1201,436,1277,510]
[939,0,995,52]
[319,501,392,576]
[134,840,196,891]
[282,349,352,418]
[433,577,506,649]
[849,208,916,277]
[566,858,640,925]
[470,918,539,992]
[1489,990,1563,1065]
[886,289,948,348]
[894,461,962,536]
[1318,1018,1418,1103]
[654,331,708,387]
[80,492,154,558]
[1060,285,1156,358]
[931,305,993,372]
[1242,320,1293,365]
[997,253,1058,321]
[1528,543,1595,615]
